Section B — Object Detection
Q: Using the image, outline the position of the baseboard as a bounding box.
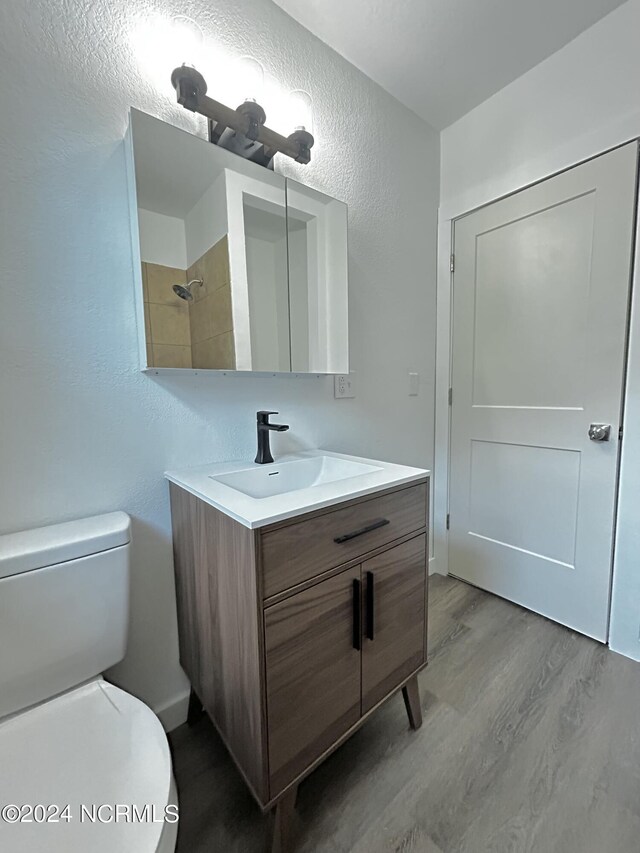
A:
[429,556,447,576]
[155,687,190,732]
[608,640,640,663]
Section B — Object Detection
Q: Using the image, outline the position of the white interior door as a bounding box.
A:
[449,142,638,641]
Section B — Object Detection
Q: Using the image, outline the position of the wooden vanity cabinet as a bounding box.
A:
[169,477,429,850]
[265,565,362,794]
[361,534,427,713]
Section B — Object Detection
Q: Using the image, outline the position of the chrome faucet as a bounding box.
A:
[255,411,289,464]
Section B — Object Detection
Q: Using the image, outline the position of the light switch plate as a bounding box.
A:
[408,371,419,396]
[334,374,355,398]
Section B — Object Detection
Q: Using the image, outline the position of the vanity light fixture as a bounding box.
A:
[170,62,315,169]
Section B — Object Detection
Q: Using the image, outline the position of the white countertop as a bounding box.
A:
[165,450,430,529]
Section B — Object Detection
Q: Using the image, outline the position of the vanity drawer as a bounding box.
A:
[260,481,428,599]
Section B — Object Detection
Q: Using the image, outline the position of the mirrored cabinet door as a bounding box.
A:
[126,109,348,374]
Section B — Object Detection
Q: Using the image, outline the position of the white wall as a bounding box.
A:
[245,235,290,371]
[440,0,640,660]
[138,209,187,269]
[184,171,228,268]
[288,227,310,372]
[0,0,439,726]
[286,183,350,374]
[224,168,290,371]
[441,0,640,215]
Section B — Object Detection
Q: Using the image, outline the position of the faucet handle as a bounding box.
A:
[257,410,278,423]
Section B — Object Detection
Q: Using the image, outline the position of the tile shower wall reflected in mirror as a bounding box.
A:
[129,109,348,374]
[140,236,234,370]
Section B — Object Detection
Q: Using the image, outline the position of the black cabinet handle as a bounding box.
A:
[334,518,390,544]
[366,571,375,641]
[352,578,362,651]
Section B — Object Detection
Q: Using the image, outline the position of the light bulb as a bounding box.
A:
[170,15,204,66]
[234,56,265,105]
[131,14,204,91]
[288,90,313,133]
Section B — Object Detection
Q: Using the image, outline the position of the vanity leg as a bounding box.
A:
[402,675,423,730]
[267,786,297,853]
[187,688,204,726]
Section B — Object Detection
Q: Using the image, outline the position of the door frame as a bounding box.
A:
[433,138,640,610]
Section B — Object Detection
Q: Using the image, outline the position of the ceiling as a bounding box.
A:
[271,0,627,129]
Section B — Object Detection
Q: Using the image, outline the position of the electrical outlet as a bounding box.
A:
[334,374,355,398]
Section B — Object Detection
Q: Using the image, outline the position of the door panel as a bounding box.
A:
[450,142,639,641]
[264,566,361,796]
[472,193,594,409]
[361,535,427,713]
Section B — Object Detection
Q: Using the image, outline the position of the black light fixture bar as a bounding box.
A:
[170,65,314,169]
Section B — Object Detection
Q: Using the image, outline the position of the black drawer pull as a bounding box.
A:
[334,518,390,544]
[352,578,362,651]
[366,571,375,641]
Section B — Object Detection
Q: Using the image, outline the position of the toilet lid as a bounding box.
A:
[0,679,175,853]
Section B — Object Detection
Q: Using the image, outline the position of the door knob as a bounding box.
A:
[589,423,611,442]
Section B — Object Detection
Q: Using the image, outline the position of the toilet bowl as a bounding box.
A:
[0,512,178,853]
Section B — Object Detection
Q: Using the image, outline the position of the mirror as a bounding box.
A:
[126,109,348,373]
[286,180,349,373]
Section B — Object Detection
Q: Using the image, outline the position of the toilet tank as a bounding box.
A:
[0,512,131,720]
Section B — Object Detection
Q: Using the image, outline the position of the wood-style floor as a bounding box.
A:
[170,574,640,853]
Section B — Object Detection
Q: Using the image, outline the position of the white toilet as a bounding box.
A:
[0,512,178,853]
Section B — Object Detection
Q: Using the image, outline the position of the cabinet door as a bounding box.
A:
[264,566,361,795]
[361,535,427,714]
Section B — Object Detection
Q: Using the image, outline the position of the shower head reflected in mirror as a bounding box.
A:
[173,278,203,301]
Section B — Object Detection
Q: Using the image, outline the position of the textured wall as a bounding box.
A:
[0,0,439,723]
[441,0,640,215]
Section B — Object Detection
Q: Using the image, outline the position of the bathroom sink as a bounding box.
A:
[210,455,382,499]
[166,450,430,528]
